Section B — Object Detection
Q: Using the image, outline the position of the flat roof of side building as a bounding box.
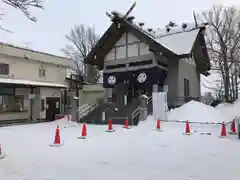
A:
[0,42,73,68]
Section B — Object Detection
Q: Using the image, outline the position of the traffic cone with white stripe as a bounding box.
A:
[50,125,63,147]
[229,119,237,135]
[183,120,191,135]
[0,144,5,159]
[219,122,227,138]
[123,119,130,129]
[78,123,87,139]
[156,119,163,131]
[106,119,115,132]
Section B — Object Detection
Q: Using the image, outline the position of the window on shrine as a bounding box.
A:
[184,78,190,97]
[115,46,126,59]
[39,67,46,77]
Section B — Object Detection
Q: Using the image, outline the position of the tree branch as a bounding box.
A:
[63,24,100,84]
[2,0,44,22]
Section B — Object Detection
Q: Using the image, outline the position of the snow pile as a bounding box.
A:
[215,102,231,109]
[167,100,231,123]
[216,98,240,117]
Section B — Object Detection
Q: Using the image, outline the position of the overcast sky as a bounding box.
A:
[1,0,240,57]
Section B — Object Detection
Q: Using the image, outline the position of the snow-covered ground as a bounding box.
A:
[0,117,240,180]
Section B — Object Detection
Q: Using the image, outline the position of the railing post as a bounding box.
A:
[102,111,106,122]
[139,95,148,121]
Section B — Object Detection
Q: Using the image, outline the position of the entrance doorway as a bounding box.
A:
[45,97,61,121]
[127,83,150,102]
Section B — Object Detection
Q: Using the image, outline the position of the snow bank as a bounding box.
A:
[167,100,231,123]
[215,102,231,109]
[216,98,240,118]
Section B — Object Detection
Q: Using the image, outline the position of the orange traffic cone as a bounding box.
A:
[219,122,227,138]
[50,125,63,147]
[78,123,87,139]
[123,119,130,129]
[229,119,237,134]
[183,120,191,135]
[106,119,115,132]
[0,144,5,159]
[156,119,163,131]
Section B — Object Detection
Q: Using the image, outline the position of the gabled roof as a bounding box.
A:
[84,12,210,73]
[119,17,176,56]
[84,15,177,69]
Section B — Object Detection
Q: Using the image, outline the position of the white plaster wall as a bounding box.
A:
[104,32,153,62]
[105,49,115,61]
[0,54,68,86]
[127,32,139,43]
[139,43,150,55]
[115,33,126,46]
[178,59,200,99]
[116,46,126,59]
[128,44,138,57]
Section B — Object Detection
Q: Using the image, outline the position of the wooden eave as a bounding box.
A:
[176,27,210,74]
[192,29,210,74]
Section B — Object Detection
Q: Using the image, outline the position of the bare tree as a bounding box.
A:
[0,0,44,31]
[62,24,100,84]
[199,5,240,102]
[2,0,44,21]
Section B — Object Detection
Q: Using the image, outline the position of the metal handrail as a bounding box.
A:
[79,103,98,120]
[77,104,90,112]
[131,106,140,120]
[147,96,152,104]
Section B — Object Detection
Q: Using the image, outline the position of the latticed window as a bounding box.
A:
[0,63,9,75]
[39,64,46,77]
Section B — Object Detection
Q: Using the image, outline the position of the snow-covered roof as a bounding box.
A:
[128,18,201,55]
[156,29,200,55]
[154,23,197,38]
